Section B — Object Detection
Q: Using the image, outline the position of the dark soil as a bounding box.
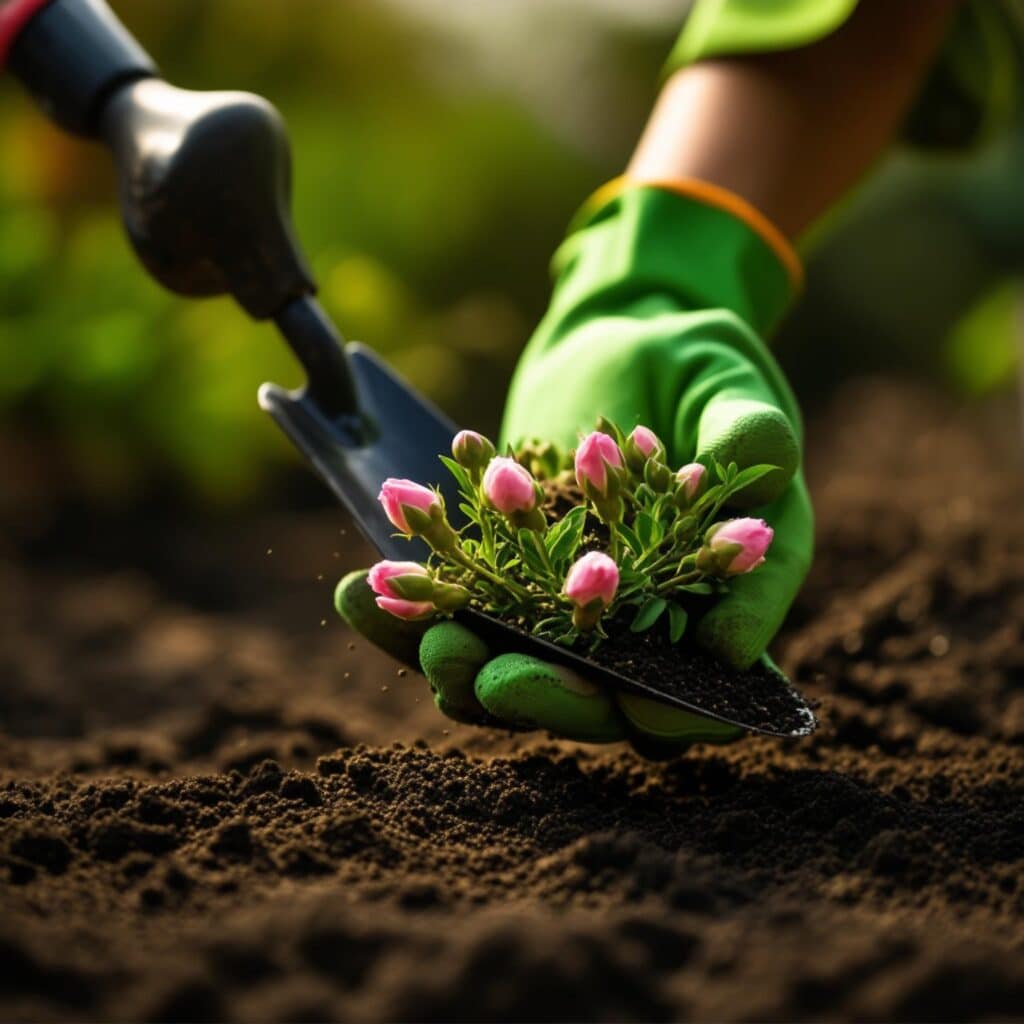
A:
[591,619,816,737]
[2,379,1023,1022]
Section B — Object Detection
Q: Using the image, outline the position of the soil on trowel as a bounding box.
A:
[590,618,814,736]
[1,378,1023,1022]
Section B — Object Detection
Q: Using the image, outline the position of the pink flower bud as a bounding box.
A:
[451,429,495,476]
[378,478,441,535]
[482,456,538,515]
[630,426,661,458]
[676,463,706,502]
[563,551,619,609]
[706,518,773,575]
[366,560,435,620]
[624,425,664,475]
[575,432,625,499]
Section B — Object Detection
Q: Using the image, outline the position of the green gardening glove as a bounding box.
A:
[337,180,814,751]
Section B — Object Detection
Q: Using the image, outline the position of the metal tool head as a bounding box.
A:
[259,311,463,563]
[261,302,817,738]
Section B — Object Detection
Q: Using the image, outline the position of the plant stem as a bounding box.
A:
[536,539,557,582]
[655,570,703,594]
[478,497,496,567]
[446,547,532,602]
[608,523,621,562]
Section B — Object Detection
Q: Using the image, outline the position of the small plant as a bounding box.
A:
[364,421,776,651]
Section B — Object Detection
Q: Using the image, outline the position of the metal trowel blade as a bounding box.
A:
[259,342,463,562]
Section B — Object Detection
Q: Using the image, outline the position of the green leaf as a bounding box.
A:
[458,502,480,524]
[677,582,714,595]
[667,602,688,643]
[545,505,587,564]
[726,463,779,493]
[438,455,475,498]
[617,523,644,557]
[517,527,549,576]
[693,483,724,514]
[595,416,625,445]
[534,615,567,633]
[634,511,662,550]
[630,596,667,632]
[552,628,579,647]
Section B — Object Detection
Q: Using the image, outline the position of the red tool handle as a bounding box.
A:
[0,0,53,65]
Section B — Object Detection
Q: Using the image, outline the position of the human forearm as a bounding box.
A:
[628,0,962,240]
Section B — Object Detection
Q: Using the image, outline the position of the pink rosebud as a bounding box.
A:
[367,560,435,620]
[563,551,619,609]
[378,478,441,535]
[451,429,495,476]
[706,518,774,576]
[624,425,665,476]
[575,432,625,498]
[676,463,706,502]
[482,456,538,515]
[630,426,661,458]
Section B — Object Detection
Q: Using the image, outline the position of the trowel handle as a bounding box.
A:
[6,0,314,318]
[0,0,52,64]
[4,0,361,421]
[274,296,361,421]
[2,0,156,135]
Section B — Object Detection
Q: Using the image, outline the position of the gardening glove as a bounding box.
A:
[337,179,813,750]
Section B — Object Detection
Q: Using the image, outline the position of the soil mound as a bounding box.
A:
[2,379,1023,1021]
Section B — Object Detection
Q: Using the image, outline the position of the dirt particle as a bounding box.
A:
[279,774,321,806]
[209,821,255,862]
[9,831,72,875]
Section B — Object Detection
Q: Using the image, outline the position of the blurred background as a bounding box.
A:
[0,0,1021,530]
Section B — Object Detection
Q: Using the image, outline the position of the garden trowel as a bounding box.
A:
[9,0,816,740]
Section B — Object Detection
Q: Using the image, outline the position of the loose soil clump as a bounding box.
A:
[591,618,814,735]
[1,379,1023,1022]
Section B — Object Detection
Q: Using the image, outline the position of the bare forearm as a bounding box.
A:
[628,0,961,239]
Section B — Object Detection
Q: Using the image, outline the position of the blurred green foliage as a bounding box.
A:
[0,0,642,508]
[0,0,1020,514]
[944,281,1021,395]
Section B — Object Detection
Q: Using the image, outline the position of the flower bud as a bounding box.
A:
[451,429,495,480]
[643,458,672,493]
[675,463,707,505]
[697,518,773,577]
[378,478,456,552]
[432,581,471,612]
[623,425,664,474]
[575,432,626,503]
[595,416,625,445]
[673,515,699,544]
[367,560,436,621]
[516,439,561,480]
[563,551,619,631]
[482,457,546,530]
[379,478,441,534]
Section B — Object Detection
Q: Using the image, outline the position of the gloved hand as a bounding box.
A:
[337,179,814,752]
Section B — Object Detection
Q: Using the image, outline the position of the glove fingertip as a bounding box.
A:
[475,654,625,742]
[696,399,799,508]
[334,569,428,669]
[419,621,492,725]
[694,604,774,671]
